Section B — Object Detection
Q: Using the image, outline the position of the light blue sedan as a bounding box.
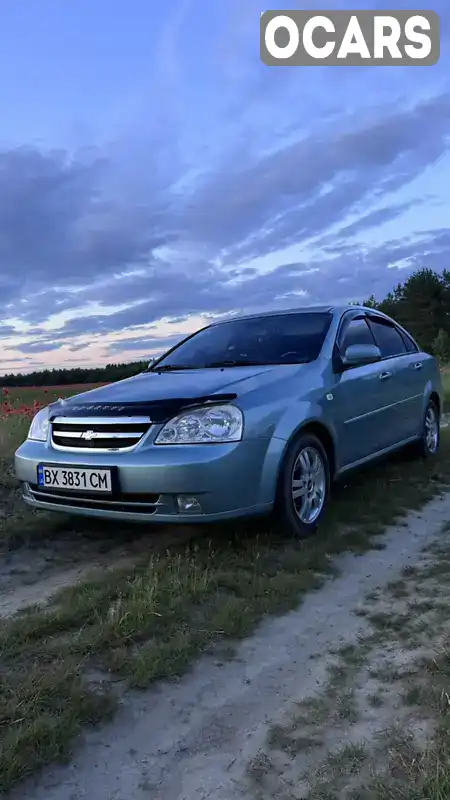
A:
[15,305,442,537]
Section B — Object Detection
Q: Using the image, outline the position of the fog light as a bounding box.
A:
[177,495,202,513]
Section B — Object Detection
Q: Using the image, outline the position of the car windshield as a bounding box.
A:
[151,312,332,370]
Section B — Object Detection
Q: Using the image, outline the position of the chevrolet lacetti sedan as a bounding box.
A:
[15,305,443,538]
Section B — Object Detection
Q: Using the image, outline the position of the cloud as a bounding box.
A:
[317,200,419,243]
[0,146,174,302]
[1,357,30,364]
[13,341,63,354]
[188,93,450,263]
[3,92,447,329]
[106,333,182,354]
[19,223,450,354]
[1,8,450,375]
[0,325,16,338]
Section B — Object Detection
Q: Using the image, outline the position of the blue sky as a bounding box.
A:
[0,0,449,373]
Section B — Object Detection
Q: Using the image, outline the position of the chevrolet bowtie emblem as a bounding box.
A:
[81,430,97,440]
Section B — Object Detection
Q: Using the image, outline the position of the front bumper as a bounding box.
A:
[15,437,279,524]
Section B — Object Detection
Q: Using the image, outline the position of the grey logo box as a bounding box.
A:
[261,10,440,65]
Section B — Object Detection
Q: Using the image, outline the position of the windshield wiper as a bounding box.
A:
[203,358,312,368]
[202,360,268,368]
[148,358,309,372]
[148,364,199,372]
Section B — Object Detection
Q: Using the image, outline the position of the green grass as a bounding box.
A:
[2,383,104,408]
[0,383,103,488]
[2,416,450,789]
[359,700,450,800]
[0,661,116,791]
[0,393,107,550]
[0,415,70,552]
[0,414,29,458]
[441,367,450,406]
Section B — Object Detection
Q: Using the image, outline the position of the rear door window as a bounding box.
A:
[400,331,419,353]
[368,317,408,358]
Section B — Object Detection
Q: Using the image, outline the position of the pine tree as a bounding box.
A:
[432,329,450,364]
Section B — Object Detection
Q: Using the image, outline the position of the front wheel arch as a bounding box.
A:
[429,390,441,419]
[276,421,337,490]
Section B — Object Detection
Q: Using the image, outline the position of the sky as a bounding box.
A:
[0,0,449,374]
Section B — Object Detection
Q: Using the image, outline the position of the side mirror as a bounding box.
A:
[147,358,155,369]
[341,343,382,368]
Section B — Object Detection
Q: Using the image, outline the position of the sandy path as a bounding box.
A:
[0,558,139,617]
[10,491,450,800]
[0,524,200,617]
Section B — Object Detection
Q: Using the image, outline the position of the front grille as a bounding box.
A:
[51,416,151,452]
[28,483,160,514]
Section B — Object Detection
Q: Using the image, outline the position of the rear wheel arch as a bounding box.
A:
[413,395,440,459]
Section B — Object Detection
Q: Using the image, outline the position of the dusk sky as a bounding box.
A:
[1,0,449,374]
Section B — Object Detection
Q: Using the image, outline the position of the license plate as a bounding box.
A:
[37,464,112,493]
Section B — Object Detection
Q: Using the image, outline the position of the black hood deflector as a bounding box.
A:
[49,394,238,423]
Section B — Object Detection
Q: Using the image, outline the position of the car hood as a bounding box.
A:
[50,365,299,421]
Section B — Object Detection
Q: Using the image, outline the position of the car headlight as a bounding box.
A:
[155,404,243,445]
[27,407,50,442]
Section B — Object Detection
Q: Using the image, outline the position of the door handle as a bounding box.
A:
[379,371,393,381]
[413,362,423,370]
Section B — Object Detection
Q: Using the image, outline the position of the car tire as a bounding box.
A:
[274,432,330,538]
[415,399,440,458]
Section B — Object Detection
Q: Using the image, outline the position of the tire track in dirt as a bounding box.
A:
[0,522,201,617]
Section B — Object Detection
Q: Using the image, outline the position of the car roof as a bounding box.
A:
[209,304,376,325]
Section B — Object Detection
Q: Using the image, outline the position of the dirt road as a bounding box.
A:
[9,491,450,800]
[0,506,200,618]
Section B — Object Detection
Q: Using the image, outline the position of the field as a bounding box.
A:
[2,382,104,414]
[1,384,104,463]
[2,381,450,796]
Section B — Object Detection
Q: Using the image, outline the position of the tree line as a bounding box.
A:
[361,267,450,361]
[2,267,450,386]
[0,360,148,387]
